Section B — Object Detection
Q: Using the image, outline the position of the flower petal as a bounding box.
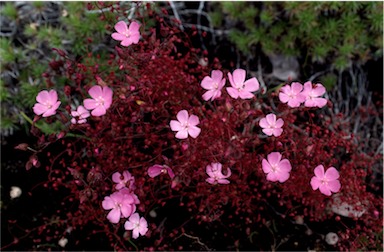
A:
[201,76,214,90]
[115,21,128,34]
[128,21,140,33]
[319,184,332,196]
[325,167,340,180]
[84,99,99,110]
[243,77,259,92]
[217,179,230,184]
[278,159,292,172]
[275,118,284,128]
[188,115,200,126]
[206,178,216,184]
[124,220,134,230]
[259,118,269,129]
[121,38,133,47]
[36,90,50,104]
[188,126,201,138]
[328,180,341,193]
[232,69,246,88]
[266,114,277,125]
[272,128,283,137]
[120,204,133,218]
[112,33,126,41]
[107,208,121,223]
[91,105,107,116]
[129,34,140,44]
[314,98,327,108]
[266,172,278,182]
[277,171,290,183]
[102,87,113,102]
[175,129,188,139]
[238,90,254,99]
[226,87,239,99]
[202,90,215,101]
[176,110,189,124]
[165,166,175,179]
[33,103,47,115]
[88,85,103,99]
[147,165,163,178]
[267,152,282,166]
[48,90,58,104]
[102,197,115,210]
[170,120,182,131]
[211,70,223,82]
[112,172,122,183]
[262,159,272,173]
[132,228,139,239]
[279,92,290,103]
[312,84,326,96]
[291,82,303,94]
[262,128,274,136]
[314,165,325,179]
[310,176,321,190]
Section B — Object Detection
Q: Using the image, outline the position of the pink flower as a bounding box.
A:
[302,81,327,108]
[226,69,259,99]
[201,70,226,101]
[262,152,292,183]
[147,164,175,179]
[33,90,61,117]
[83,85,113,116]
[112,170,135,191]
[259,114,284,137]
[70,105,90,124]
[310,165,341,196]
[102,191,136,223]
[170,110,201,139]
[111,21,140,47]
[124,213,148,239]
[206,162,231,185]
[279,82,306,108]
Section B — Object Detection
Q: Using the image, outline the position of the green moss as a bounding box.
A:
[1,2,18,20]
[0,38,17,64]
[212,2,383,72]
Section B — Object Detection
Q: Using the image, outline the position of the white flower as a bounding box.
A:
[325,232,339,245]
[10,186,22,199]
[58,237,68,247]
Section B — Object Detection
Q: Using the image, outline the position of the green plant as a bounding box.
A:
[211,2,383,71]
[0,2,120,137]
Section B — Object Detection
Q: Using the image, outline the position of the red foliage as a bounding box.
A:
[5,4,382,251]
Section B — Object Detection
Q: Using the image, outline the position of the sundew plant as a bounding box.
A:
[4,3,382,251]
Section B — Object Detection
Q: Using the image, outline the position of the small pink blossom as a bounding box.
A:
[147,165,175,179]
[201,70,226,101]
[112,170,135,191]
[279,82,306,108]
[170,110,201,139]
[259,113,284,137]
[83,85,113,116]
[310,165,341,196]
[102,191,136,223]
[124,213,148,239]
[226,69,260,99]
[262,152,292,183]
[302,81,327,108]
[111,21,140,47]
[70,105,90,124]
[33,90,61,117]
[206,162,231,185]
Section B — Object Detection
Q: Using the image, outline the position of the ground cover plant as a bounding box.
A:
[1,2,383,251]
